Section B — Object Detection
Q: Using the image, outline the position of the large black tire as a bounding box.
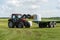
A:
[39,23,43,28]
[48,21,56,28]
[39,22,47,28]
[48,22,52,28]
[8,21,14,28]
[24,22,30,28]
[16,22,23,28]
[52,21,56,28]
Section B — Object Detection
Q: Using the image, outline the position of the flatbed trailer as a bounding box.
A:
[32,14,56,28]
[33,21,56,28]
[39,21,56,28]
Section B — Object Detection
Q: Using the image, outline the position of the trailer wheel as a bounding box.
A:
[24,22,30,28]
[39,22,47,28]
[53,25,56,28]
[48,22,52,28]
[48,21,56,28]
[52,21,56,28]
[48,24,51,28]
[16,22,23,28]
[39,23,43,28]
[8,21,14,28]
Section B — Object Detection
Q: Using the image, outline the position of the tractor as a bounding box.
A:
[8,14,30,28]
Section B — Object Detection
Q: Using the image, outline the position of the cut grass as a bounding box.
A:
[0,19,60,40]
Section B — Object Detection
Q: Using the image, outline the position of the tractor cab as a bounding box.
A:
[11,14,22,19]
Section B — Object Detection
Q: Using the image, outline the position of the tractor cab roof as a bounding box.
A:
[12,14,22,15]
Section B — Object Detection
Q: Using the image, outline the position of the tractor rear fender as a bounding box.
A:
[8,19,13,22]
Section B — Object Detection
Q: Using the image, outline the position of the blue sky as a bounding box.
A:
[0,0,60,17]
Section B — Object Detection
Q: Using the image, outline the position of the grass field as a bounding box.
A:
[0,19,60,40]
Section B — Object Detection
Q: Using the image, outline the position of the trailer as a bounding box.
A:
[32,14,56,28]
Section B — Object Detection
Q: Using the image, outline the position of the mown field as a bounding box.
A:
[0,19,60,40]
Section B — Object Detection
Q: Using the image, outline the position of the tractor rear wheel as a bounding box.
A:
[24,22,30,28]
[16,22,23,28]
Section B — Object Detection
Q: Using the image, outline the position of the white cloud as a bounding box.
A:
[58,0,60,2]
[7,0,21,7]
[31,5,40,9]
[41,0,48,3]
[40,9,60,17]
[27,0,37,2]
[57,0,60,9]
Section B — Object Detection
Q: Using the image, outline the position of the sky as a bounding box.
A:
[0,0,60,17]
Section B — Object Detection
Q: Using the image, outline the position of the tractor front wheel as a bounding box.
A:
[8,21,14,28]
